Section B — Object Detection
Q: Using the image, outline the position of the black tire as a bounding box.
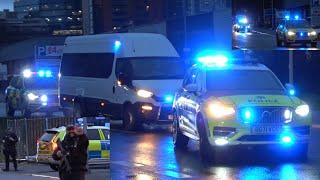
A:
[197,116,215,164]
[49,164,59,171]
[6,103,15,117]
[122,105,141,131]
[172,111,189,149]
[276,35,281,47]
[311,42,317,48]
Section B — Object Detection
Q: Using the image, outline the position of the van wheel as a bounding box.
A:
[49,164,59,171]
[197,116,215,164]
[123,106,141,131]
[173,111,189,149]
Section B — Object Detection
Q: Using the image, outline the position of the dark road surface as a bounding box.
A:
[233,28,320,50]
[111,121,320,179]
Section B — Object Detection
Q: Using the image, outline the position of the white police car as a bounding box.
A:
[172,51,311,163]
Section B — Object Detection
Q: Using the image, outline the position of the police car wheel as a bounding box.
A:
[197,116,215,163]
[49,164,59,171]
[173,112,189,149]
[123,106,141,131]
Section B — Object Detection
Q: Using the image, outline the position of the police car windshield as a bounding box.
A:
[116,57,185,80]
[287,20,310,28]
[206,70,284,94]
[24,77,58,90]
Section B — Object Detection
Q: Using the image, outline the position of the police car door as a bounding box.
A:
[180,69,199,134]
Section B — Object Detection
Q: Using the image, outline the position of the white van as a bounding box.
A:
[60,33,185,130]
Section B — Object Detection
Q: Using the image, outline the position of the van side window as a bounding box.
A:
[61,53,114,78]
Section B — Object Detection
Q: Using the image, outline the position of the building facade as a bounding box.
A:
[14,0,82,34]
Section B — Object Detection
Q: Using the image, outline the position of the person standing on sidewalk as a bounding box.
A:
[52,125,89,180]
[2,128,18,171]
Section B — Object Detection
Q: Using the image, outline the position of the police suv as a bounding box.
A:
[276,16,317,47]
[172,53,311,163]
[233,15,251,33]
[60,33,185,130]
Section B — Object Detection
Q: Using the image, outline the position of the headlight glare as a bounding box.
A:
[287,31,295,36]
[40,95,48,102]
[295,105,309,117]
[308,31,317,36]
[207,103,235,118]
[137,89,153,98]
[27,93,38,101]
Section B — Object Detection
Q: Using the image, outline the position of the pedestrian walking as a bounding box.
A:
[52,125,89,180]
[2,128,18,171]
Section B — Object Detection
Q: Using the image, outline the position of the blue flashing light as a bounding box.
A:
[239,17,248,24]
[38,70,45,77]
[197,54,229,67]
[294,15,300,20]
[164,95,174,103]
[289,89,295,96]
[45,70,52,77]
[114,40,121,51]
[285,15,290,20]
[280,134,295,146]
[242,108,255,124]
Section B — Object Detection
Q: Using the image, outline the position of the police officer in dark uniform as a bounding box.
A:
[2,128,18,171]
[53,125,89,180]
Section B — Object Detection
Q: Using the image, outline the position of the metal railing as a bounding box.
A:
[1,117,74,159]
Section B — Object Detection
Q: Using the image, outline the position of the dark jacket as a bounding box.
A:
[53,134,89,172]
[2,132,18,154]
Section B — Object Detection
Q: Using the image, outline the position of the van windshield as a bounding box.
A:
[116,57,185,80]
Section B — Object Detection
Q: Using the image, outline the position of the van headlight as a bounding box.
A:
[27,93,39,101]
[207,102,235,118]
[137,89,153,98]
[295,104,309,117]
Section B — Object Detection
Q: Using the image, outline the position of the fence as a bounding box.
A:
[1,117,74,159]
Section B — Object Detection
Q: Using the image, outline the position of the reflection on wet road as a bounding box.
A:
[111,125,320,179]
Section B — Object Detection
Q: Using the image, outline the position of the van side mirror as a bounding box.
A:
[285,83,295,96]
[185,84,198,93]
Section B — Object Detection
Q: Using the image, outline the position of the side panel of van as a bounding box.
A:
[60,52,116,116]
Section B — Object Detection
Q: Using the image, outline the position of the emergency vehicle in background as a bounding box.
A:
[173,51,311,163]
[5,45,63,117]
[59,33,185,130]
[233,15,251,33]
[36,125,110,171]
[276,15,318,47]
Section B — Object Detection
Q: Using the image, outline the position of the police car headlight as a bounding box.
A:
[40,95,48,102]
[287,31,295,36]
[308,31,317,36]
[137,89,153,98]
[295,104,309,117]
[207,103,235,118]
[27,93,38,101]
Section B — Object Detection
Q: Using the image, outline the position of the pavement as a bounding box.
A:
[233,27,320,50]
[0,162,109,180]
[111,114,320,179]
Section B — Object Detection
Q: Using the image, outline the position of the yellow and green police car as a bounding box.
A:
[36,126,110,170]
[172,53,311,163]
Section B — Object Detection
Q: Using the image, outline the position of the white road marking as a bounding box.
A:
[30,174,59,179]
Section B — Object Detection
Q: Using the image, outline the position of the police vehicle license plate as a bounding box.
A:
[251,126,283,134]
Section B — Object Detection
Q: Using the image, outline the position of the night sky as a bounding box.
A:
[0,0,13,11]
